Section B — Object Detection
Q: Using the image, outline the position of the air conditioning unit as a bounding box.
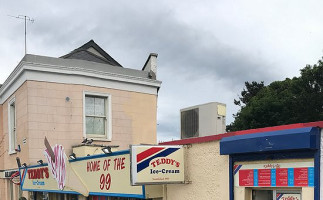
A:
[180,102,226,139]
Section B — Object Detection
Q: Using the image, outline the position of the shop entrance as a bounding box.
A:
[252,189,301,200]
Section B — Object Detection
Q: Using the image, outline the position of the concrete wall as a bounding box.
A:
[166,140,229,200]
[20,80,156,165]
[165,140,316,200]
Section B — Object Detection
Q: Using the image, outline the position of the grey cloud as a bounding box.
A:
[23,1,276,88]
[1,0,307,142]
[157,121,180,142]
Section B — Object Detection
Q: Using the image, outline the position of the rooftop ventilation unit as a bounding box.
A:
[180,102,226,139]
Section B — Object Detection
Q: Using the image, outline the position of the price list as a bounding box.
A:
[238,167,314,187]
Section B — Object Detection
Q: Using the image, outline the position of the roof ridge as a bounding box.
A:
[60,40,123,67]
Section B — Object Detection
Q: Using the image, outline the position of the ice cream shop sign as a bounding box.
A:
[21,166,54,188]
[20,143,154,198]
[130,145,185,185]
[70,151,143,197]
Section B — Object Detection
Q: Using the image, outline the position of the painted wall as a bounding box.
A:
[1,82,29,170]
[0,80,157,199]
[0,82,29,199]
[166,140,230,200]
[25,80,157,164]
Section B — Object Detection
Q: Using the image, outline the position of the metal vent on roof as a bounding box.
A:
[181,108,199,139]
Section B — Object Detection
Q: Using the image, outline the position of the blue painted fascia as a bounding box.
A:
[220,127,320,155]
[69,149,130,162]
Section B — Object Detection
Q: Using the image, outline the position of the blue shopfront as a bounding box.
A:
[220,126,321,200]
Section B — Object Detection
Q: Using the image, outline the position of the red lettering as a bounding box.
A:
[28,170,32,179]
[103,159,111,171]
[99,173,111,191]
[114,158,117,170]
[99,174,105,190]
[170,159,175,165]
[38,169,41,179]
[87,161,101,172]
[44,168,49,178]
[150,158,181,167]
[105,174,111,190]
[121,158,125,170]
[37,168,43,179]
[27,167,49,179]
[114,158,124,170]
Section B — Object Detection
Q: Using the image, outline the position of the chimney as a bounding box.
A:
[142,53,158,80]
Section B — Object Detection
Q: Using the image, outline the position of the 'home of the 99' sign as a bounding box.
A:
[130,145,185,185]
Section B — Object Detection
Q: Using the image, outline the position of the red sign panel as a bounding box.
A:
[294,168,308,186]
[239,170,254,186]
[258,169,271,186]
[276,168,288,186]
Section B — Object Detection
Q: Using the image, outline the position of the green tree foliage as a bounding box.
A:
[227,58,323,132]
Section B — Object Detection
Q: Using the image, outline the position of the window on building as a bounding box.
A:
[84,92,111,140]
[8,97,16,154]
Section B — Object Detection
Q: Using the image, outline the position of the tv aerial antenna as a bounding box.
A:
[8,15,35,55]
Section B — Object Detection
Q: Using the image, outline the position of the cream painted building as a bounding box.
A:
[161,121,323,200]
[0,40,161,200]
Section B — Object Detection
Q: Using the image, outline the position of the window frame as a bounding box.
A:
[83,91,112,141]
[8,97,16,155]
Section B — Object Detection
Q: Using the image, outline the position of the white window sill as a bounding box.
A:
[8,151,17,155]
[86,136,111,142]
[92,138,112,142]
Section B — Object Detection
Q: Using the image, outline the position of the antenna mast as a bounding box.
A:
[8,15,34,55]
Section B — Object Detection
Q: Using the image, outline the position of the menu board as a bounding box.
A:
[239,170,254,186]
[235,161,314,187]
[294,168,309,186]
[276,168,288,186]
[258,169,271,186]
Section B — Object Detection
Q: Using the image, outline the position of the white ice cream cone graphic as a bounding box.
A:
[43,137,89,196]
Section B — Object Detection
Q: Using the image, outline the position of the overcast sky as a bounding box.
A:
[1,1,323,142]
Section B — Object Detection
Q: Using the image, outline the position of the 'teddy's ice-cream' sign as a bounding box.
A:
[130,145,184,185]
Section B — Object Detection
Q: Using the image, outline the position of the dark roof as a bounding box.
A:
[22,54,151,79]
[60,40,122,67]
